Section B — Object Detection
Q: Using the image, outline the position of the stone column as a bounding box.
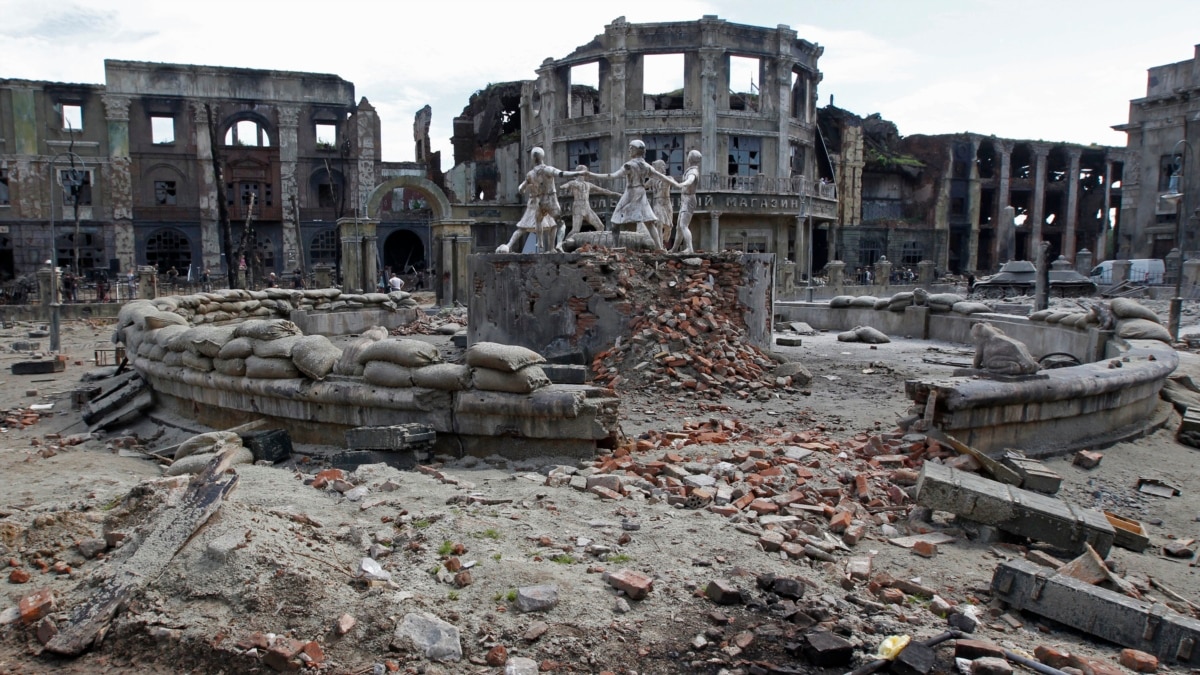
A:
[1183,258,1200,294]
[431,219,473,306]
[1075,248,1094,276]
[917,259,936,286]
[337,216,363,292]
[1064,148,1082,260]
[707,211,722,252]
[773,55,796,174]
[1111,259,1132,286]
[102,95,134,272]
[1166,248,1183,287]
[137,265,158,300]
[1030,145,1049,259]
[313,263,332,289]
[966,138,982,273]
[794,214,808,281]
[37,265,57,308]
[998,205,1017,265]
[193,103,223,273]
[826,260,845,293]
[698,47,723,175]
[1100,160,1113,261]
[276,106,302,272]
[354,98,380,207]
[606,52,628,169]
[362,221,379,294]
[874,256,892,291]
[993,142,1012,271]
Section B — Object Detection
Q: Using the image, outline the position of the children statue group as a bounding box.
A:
[497,140,699,254]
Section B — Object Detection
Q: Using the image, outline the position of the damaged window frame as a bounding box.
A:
[0,168,9,206]
[315,123,338,151]
[153,180,177,206]
[642,53,686,111]
[60,103,83,132]
[728,55,760,112]
[225,119,271,148]
[150,115,175,145]
[728,135,762,177]
[59,168,93,206]
[567,139,601,173]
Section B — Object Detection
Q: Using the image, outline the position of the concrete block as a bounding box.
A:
[1003,454,1063,495]
[991,559,1200,665]
[801,630,855,667]
[240,429,293,463]
[540,364,588,385]
[917,462,1114,556]
[12,360,65,375]
[345,424,436,451]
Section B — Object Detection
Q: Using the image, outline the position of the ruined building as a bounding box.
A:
[0,61,435,282]
[821,107,1126,276]
[447,15,839,291]
[1115,44,1200,261]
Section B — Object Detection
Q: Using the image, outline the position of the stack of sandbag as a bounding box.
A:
[918,292,965,312]
[359,338,446,388]
[166,431,253,476]
[881,291,915,312]
[848,296,878,308]
[235,319,305,379]
[465,342,551,393]
[1110,297,1172,342]
[828,296,854,308]
[951,300,994,315]
[836,326,891,344]
[334,326,390,376]
[1027,305,1101,330]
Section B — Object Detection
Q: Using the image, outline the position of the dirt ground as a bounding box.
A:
[0,301,1198,674]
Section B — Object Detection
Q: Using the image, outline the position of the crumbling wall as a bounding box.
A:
[467,252,773,365]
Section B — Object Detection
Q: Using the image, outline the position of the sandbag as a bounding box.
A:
[334,337,371,376]
[186,325,237,357]
[357,339,442,368]
[149,345,168,361]
[218,337,255,360]
[952,301,993,315]
[873,298,890,310]
[472,365,551,393]
[1027,309,1054,322]
[362,326,390,342]
[854,326,891,344]
[181,351,214,372]
[1044,312,1070,324]
[174,431,242,461]
[164,330,194,353]
[465,342,547,373]
[244,355,301,379]
[1116,318,1172,343]
[292,335,341,381]
[848,296,878,308]
[213,357,247,377]
[162,351,185,367]
[362,292,391,304]
[411,363,472,391]
[141,310,188,331]
[167,446,253,477]
[1110,297,1159,322]
[150,324,189,347]
[837,329,859,342]
[252,334,303,359]
[828,296,854,308]
[234,319,302,341]
[136,342,154,358]
[363,361,414,388]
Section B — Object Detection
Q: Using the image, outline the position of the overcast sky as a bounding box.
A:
[3,0,1198,164]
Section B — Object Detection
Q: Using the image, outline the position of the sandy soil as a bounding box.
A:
[0,304,1197,674]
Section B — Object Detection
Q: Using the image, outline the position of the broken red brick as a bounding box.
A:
[1119,649,1158,673]
[876,587,905,604]
[311,468,345,489]
[606,569,653,600]
[828,510,852,533]
[19,588,55,625]
[912,540,938,558]
[8,568,30,584]
[300,641,324,665]
[1073,451,1103,469]
[486,645,508,666]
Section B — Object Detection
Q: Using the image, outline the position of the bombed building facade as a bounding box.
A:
[820,108,1127,278]
[1115,44,1200,261]
[0,61,437,284]
[447,16,839,292]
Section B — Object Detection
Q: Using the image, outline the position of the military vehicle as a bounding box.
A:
[971,259,1097,299]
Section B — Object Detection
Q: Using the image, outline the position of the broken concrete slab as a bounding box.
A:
[916,462,1115,556]
[991,558,1200,666]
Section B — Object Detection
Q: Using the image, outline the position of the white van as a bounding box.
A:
[1088,259,1165,285]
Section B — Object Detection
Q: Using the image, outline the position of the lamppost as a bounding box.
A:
[1162,139,1194,342]
[46,150,87,353]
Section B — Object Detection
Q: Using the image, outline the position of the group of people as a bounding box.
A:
[500,140,701,254]
[853,265,920,285]
[377,267,427,294]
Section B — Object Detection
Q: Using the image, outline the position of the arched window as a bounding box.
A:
[309,229,337,265]
[145,228,192,274]
[225,119,271,147]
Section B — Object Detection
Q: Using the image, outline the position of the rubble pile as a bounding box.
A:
[591,254,809,399]
[2,406,52,432]
[391,307,468,337]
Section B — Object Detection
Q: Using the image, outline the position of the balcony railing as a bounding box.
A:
[699,174,836,199]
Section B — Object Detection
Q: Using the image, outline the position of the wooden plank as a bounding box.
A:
[926,427,1022,486]
[81,374,146,426]
[88,390,153,432]
[44,448,241,656]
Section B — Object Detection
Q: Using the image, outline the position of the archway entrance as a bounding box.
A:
[384,230,425,274]
[145,228,193,275]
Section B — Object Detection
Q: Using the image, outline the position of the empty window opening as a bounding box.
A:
[225,119,270,147]
[900,241,924,265]
[790,73,809,120]
[644,135,684,176]
[59,168,92,206]
[315,123,337,150]
[1010,144,1033,179]
[976,142,996,179]
[228,182,272,208]
[1160,153,1182,192]
[61,104,82,131]
[569,62,600,118]
[318,183,340,208]
[0,169,9,205]
[1014,213,1028,226]
[309,229,338,265]
[151,116,175,144]
[1046,147,1069,183]
[154,180,177,205]
[568,139,601,173]
[728,136,761,176]
[858,238,884,267]
[643,53,685,111]
[789,142,805,177]
[951,197,966,216]
[728,55,760,112]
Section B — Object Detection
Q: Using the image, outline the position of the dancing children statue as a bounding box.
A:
[586,140,662,250]
[649,149,702,253]
[559,166,620,242]
[498,147,583,253]
[648,159,674,251]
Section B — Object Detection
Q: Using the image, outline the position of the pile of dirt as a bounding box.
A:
[591,254,808,400]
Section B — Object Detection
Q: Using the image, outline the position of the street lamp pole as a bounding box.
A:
[1164,139,1194,342]
[46,150,86,353]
